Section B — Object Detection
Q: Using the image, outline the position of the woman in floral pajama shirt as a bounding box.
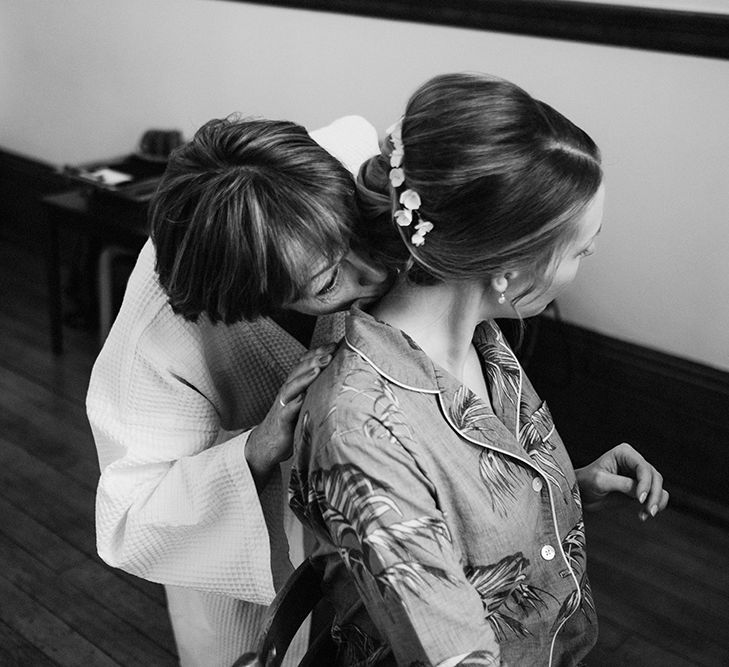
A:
[291,73,669,667]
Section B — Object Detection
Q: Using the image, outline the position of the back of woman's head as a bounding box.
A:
[151,116,357,323]
[356,72,602,292]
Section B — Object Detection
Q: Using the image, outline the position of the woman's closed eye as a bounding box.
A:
[578,225,601,258]
[578,242,596,258]
[316,265,340,297]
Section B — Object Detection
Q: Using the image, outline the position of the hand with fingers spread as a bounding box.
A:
[245,344,337,491]
[575,442,669,520]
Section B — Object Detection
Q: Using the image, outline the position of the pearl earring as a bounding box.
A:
[498,292,506,305]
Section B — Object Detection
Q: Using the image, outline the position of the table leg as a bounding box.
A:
[46,214,63,355]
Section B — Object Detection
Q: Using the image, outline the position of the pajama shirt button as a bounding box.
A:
[532,477,543,492]
[541,544,556,561]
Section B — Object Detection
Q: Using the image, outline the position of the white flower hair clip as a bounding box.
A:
[386,118,434,247]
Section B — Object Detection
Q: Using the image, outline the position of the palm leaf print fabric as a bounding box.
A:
[465,553,553,641]
[299,377,461,604]
[450,385,492,433]
[449,385,524,516]
[556,518,595,627]
[290,309,598,666]
[479,321,522,417]
[519,401,566,491]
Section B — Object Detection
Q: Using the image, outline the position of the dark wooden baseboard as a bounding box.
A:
[238,1,729,60]
[521,314,729,522]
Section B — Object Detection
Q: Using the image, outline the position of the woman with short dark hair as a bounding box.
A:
[151,116,364,323]
[87,115,389,666]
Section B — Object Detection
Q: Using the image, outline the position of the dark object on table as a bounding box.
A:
[61,128,183,203]
[139,128,184,161]
[62,153,168,202]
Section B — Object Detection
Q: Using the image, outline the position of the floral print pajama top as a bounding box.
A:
[290,308,598,666]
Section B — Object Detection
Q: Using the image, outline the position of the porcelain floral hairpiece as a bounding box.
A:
[386,119,434,247]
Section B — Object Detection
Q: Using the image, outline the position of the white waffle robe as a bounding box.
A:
[87,116,379,666]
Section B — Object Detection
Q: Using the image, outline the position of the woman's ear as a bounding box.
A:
[491,270,522,290]
[491,270,521,303]
[491,275,509,294]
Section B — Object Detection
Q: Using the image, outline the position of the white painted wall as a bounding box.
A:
[1,0,727,372]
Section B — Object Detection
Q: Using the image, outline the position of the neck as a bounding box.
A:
[370,278,490,381]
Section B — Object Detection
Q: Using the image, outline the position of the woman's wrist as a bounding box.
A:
[245,426,278,492]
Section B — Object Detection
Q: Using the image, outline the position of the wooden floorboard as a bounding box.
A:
[0,368,100,492]
[0,534,175,666]
[0,433,98,556]
[1,237,728,665]
[0,312,95,406]
[0,619,68,667]
[586,501,729,666]
[0,238,177,665]
[587,508,729,609]
[60,560,176,655]
[0,574,121,667]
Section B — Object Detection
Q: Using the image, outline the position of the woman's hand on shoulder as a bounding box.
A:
[575,442,669,520]
[245,343,336,491]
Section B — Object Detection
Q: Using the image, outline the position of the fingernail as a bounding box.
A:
[639,492,647,504]
[650,505,658,517]
[317,354,331,365]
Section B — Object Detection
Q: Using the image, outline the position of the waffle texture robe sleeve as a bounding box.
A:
[87,115,378,605]
[88,243,292,604]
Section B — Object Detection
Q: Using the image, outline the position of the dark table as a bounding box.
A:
[42,189,149,354]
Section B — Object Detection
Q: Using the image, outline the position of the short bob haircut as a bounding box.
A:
[356,72,603,302]
[150,116,357,323]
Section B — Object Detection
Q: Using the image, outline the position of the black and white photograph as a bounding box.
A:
[1,1,728,665]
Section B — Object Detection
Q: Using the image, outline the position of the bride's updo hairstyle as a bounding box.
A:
[356,72,602,297]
